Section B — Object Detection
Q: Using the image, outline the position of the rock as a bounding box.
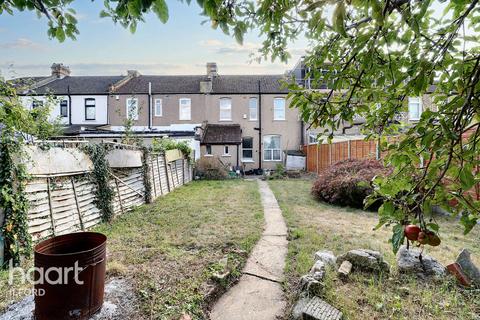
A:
[337,249,390,274]
[314,250,337,268]
[302,296,343,320]
[456,249,480,286]
[310,260,326,274]
[338,260,352,279]
[396,245,446,278]
[292,296,310,320]
[179,314,192,320]
[312,271,325,281]
[300,275,324,296]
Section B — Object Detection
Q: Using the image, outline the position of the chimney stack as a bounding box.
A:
[206,62,218,78]
[127,70,140,78]
[51,63,71,78]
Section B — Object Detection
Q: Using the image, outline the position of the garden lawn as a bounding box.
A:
[269,179,480,320]
[0,180,263,319]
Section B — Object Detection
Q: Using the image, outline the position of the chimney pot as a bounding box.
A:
[51,63,71,78]
[127,70,140,77]
[206,62,218,78]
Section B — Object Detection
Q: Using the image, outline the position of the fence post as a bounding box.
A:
[347,139,351,159]
[375,139,381,160]
[329,143,333,165]
[316,144,320,174]
[114,179,125,215]
[156,155,164,195]
[163,154,171,192]
[46,177,56,237]
[71,177,85,231]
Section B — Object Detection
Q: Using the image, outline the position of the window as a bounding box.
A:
[224,145,230,155]
[60,100,68,117]
[308,134,318,145]
[32,100,43,109]
[408,97,422,120]
[273,98,286,120]
[85,98,96,120]
[179,98,191,120]
[219,98,232,121]
[154,99,162,117]
[126,98,139,120]
[263,135,281,161]
[249,98,258,120]
[242,137,253,160]
[205,145,212,155]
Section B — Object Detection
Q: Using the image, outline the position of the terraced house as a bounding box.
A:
[15,62,303,171]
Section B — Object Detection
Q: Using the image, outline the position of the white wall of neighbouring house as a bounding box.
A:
[19,96,69,125]
[70,95,108,125]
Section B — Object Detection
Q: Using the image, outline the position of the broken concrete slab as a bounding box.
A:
[338,261,352,279]
[210,274,286,320]
[456,249,480,286]
[314,250,337,268]
[337,249,390,274]
[302,296,343,320]
[397,246,446,278]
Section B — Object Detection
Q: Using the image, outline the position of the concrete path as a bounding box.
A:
[210,180,288,320]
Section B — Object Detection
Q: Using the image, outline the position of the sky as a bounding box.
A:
[0,1,307,79]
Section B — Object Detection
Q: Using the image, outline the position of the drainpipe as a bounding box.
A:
[300,120,304,147]
[148,82,152,130]
[236,144,239,168]
[67,85,72,125]
[258,80,262,170]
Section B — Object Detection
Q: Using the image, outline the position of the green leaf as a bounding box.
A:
[459,167,475,190]
[391,224,405,254]
[332,2,347,37]
[55,27,66,42]
[152,0,169,23]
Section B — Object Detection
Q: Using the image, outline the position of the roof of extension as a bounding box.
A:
[20,76,124,95]
[115,74,289,94]
[201,124,242,145]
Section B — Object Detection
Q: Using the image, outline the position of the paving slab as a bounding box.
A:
[210,274,285,320]
[210,180,288,320]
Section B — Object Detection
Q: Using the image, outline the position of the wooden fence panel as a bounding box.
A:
[24,146,191,242]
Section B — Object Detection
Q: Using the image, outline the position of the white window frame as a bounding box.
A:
[223,145,230,156]
[408,97,422,121]
[126,97,139,121]
[179,98,191,120]
[249,97,258,121]
[219,98,232,121]
[154,98,163,117]
[273,97,286,121]
[263,135,282,161]
[242,137,254,161]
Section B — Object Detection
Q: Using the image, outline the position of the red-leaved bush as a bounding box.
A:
[311,159,389,209]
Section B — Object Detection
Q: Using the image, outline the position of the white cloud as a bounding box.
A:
[199,39,261,55]
[0,38,45,50]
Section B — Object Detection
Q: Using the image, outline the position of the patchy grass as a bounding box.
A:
[269,179,480,320]
[0,180,263,319]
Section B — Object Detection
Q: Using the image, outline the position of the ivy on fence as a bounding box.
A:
[83,144,116,223]
[142,147,153,204]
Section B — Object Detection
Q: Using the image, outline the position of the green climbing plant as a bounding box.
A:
[0,79,59,267]
[82,144,115,223]
[141,146,153,204]
[152,137,192,161]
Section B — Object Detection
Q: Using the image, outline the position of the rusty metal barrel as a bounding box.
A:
[34,232,107,320]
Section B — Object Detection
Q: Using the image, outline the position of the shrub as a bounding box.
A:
[311,159,388,209]
[195,156,229,180]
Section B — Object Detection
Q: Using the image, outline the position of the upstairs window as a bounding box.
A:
[32,100,43,109]
[264,135,282,161]
[60,100,68,117]
[219,98,232,121]
[126,98,139,120]
[408,97,422,120]
[179,98,191,120]
[242,137,253,160]
[154,99,162,117]
[205,144,212,155]
[224,145,230,155]
[85,98,96,120]
[273,98,286,120]
[249,98,258,120]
